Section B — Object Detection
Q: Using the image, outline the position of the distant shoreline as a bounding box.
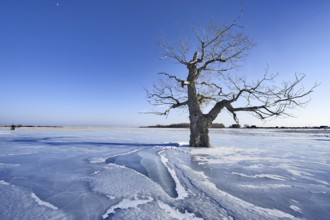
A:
[1,124,328,130]
[141,123,329,130]
[140,123,225,129]
[0,125,126,130]
[1,125,63,128]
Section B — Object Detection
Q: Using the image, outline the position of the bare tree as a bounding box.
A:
[146,21,316,148]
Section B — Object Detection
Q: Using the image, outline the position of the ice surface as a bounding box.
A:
[102,196,154,219]
[31,192,59,210]
[0,179,66,219]
[0,127,329,219]
[158,149,188,199]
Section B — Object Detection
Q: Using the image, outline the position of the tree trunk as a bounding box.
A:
[189,117,211,148]
[186,64,211,148]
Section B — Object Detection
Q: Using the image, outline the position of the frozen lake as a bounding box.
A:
[0,127,329,219]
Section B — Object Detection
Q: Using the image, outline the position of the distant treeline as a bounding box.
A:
[244,125,329,129]
[141,123,226,128]
[5,125,63,129]
[141,123,329,129]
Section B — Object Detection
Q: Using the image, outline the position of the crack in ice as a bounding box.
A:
[158,149,188,200]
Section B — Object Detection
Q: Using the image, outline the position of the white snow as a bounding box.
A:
[0,127,329,219]
[290,205,302,213]
[0,180,10,185]
[105,194,116,199]
[239,184,291,189]
[31,192,59,210]
[157,200,203,220]
[102,195,153,219]
[88,157,107,163]
[231,172,287,181]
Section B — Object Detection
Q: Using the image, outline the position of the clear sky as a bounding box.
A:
[1,0,330,127]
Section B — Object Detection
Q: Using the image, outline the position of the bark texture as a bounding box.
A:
[189,116,211,147]
[186,53,212,147]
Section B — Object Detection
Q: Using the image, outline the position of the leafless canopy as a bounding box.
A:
[146,21,316,124]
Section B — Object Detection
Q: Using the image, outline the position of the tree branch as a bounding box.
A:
[226,73,317,120]
[158,72,183,83]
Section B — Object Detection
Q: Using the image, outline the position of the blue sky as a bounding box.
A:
[1,0,329,127]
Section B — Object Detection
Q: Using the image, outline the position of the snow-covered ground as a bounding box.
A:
[0,127,329,220]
